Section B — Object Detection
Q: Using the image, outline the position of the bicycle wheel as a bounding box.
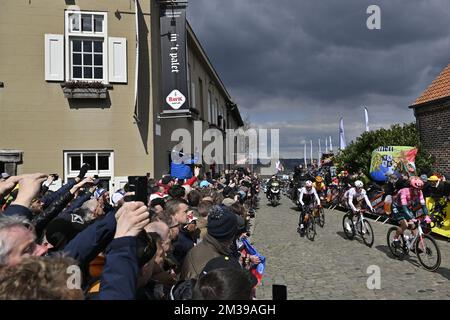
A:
[415,234,441,272]
[342,213,355,239]
[306,215,316,241]
[386,227,406,259]
[361,220,374,248]
[319,207,325,228]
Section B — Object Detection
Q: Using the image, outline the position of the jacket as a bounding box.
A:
[180,233,231,280]
[173,228,198,266]
[41,179,77,209]
[62,209,117,268]
[98,236,139,300]
[33,190,75,238]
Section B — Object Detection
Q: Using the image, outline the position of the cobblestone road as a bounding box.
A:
[251,196,450,300]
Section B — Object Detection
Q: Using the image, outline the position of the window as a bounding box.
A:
[65,11,107,82]
[187,64,191,100]
[215,99,219,125]
[208,90,212,123]
[198,78,204,116]
[71,39,104,80]
[191,81,196,110]
[64,151,114,190]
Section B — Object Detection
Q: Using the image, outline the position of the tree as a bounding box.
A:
[334,123,434,176]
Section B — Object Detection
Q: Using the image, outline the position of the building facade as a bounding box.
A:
[0,0,243,191]
[410,63,450,176]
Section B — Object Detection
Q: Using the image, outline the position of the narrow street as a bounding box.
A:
[251,195,450,299]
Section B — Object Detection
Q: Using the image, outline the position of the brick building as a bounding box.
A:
[409,63,450,175]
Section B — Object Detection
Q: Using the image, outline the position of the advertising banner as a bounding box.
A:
[160,1,189,114]
[369,146,418,183]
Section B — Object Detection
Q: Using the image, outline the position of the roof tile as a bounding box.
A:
[413,63,450,106]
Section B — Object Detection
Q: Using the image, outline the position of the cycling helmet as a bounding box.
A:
[305,180,313,188]
[315,176,323,183]
[410,176,424,189]
[354,180,364,188]
[427,175,439,182]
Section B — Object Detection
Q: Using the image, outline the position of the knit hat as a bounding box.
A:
[207,205,238,240]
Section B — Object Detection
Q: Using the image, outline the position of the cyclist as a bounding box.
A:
[391,176,431,248]
[344,180,376,214]
[297,180,321,236]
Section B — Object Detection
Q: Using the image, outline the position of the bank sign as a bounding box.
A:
[160,2,189,114]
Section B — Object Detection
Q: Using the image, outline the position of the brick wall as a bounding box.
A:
[414,100,450,175]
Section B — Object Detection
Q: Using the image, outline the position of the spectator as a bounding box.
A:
[0,255,84,300]
[180,205,238,280]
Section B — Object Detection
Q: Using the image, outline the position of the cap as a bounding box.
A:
[1,172,10,179]
[94,188,107,199]
[111,190,125,205]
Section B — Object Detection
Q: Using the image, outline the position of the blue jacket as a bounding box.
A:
[41,179,77,209]
[98,236,139,300]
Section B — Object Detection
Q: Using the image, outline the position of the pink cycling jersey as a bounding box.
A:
[394,187,425,208]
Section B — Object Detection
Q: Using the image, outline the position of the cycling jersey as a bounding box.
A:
[344,187,373,212]
[298,187,320,206]
[394,187,425,208]
[392,187,427,221]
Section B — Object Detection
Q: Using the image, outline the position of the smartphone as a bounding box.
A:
[127,176,148,204]
[272,284,287,300]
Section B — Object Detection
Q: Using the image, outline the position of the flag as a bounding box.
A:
[339,117,347,150]
[242,237,266,285]
[310,140,313,165]
[325,138,328,153]
[304,143,307,167]
[329,136,333,151]
[364,107,370,132]
[275,160,284,172]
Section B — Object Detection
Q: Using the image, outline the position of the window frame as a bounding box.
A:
[65,10,108,83]
[64,151,114,190]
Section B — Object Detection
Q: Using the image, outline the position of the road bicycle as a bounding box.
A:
[300,203,316,241]
[342,208,374,247]
[386,214,441,271]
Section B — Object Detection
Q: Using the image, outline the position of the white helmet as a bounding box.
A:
[305,180,313,188]
[354,180,364,188]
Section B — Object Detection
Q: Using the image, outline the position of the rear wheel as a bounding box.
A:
[416,234,441,272]
[387,227,406,259]
[342,213,355,239]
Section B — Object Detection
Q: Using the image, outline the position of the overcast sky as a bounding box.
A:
[186,0,450,158]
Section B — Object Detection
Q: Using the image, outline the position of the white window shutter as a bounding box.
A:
[108,37,127,83]
[44,34,64,81]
